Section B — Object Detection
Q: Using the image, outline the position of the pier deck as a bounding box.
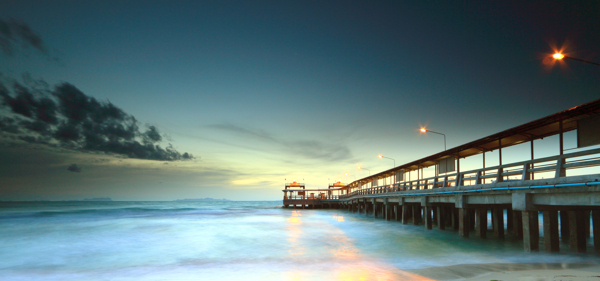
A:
[283,99,600,253]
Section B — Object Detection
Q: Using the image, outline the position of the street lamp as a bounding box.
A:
[357,166,370,175]
[378,154,395,167]
[553,53,600,66]
[420,128,446,150]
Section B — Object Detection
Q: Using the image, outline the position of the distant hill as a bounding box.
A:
[174,198,230,202]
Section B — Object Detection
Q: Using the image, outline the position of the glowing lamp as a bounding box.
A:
[553,53,565,60]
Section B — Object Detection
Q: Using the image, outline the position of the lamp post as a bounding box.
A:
[378,154,395,167]
[357,166,370,175]
[420,128,446,150]
[553,53,600,66]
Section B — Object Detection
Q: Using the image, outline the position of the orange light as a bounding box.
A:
[378,154,382,158]
[420,128,427,132]
[357,166,361,169]
[553,53,565,60]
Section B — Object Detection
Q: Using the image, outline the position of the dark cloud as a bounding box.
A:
[67,163,81,173]
[0,117,21,134]
[0,18,48,56]
[0,77,195,161]
[208,123,352,162]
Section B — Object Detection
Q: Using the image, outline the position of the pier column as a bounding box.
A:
[372,199,378,218]
[424,206,433,230]
[569,210,586,253]
[542,210,559,252]
[467,209,476,231]
[402,204,411,224]
[446,207,453,228]
[493,208,504,239]
[453,208,459,230]
[475,208,487,238]
[560,210,569,242]
[513,211,523,239]
[396,197,403,222]
[506,208,513,233]
[437,206,445,230]
[412,205,421,225]
[385,203,391,221]
[459,208,470,238]
[522,211,539,252]
[593,210,600,253]
[584,211,591,239]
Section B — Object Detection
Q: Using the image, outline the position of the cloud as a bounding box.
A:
[0,18,48,56]
[208,123,353,162]
[67,163,81,173]
[0,76,196,161]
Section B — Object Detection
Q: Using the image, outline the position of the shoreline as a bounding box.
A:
[409,263,600,281]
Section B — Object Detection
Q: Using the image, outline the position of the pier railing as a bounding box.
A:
[341,147,600,198]
[285,195,341,200]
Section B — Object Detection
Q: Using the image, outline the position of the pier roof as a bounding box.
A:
[359,98,600,182]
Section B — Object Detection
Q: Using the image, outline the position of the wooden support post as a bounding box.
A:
[543,210,559,252]
[490,209,495,231]
[432,207,437,226]
[424,206,433,230]
[373,202,377,218]
[453,208,460,230]
[513,210,523,239]
[476,208,487,238]
[459,208,470,237]
[560,210,569,242]
[593,210,600,254]
[412,205,421,225]
[469,209,476,231]
[402,204,410,224]
[437,206,445,230]
[584,211,591,239]
[522,211,539,252]
[386,203,391,221]
[445,207,453,227]
[506,208,513,232]
[493,208,504,239]
[569,210,586,253]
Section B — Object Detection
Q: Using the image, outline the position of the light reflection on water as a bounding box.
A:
[0,201,598,281]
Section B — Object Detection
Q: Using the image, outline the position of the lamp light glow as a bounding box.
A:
[553,53,565,60]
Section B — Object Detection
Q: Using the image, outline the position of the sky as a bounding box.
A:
[0,0,599,201]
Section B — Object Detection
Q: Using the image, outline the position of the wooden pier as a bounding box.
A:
[283,99,600,253]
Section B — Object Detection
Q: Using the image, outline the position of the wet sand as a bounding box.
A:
[410,263,600,281]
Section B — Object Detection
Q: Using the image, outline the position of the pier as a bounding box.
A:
[283,99,600,253]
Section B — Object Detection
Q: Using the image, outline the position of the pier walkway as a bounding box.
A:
[283,99,600,253]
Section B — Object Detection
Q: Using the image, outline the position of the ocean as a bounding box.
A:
[0,201,597,280]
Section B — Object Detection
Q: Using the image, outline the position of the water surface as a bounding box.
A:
[0,201,597,280]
